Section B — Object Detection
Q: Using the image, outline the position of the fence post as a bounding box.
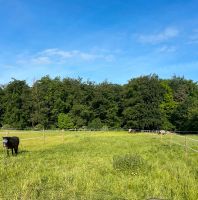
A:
[43,129,45,146]
[62,129,64,144]
[185,136,188,159]
[170,133,173,147]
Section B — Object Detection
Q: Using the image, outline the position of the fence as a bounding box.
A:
[1,130,198,157]
[0,130,66,152]
[169,133,198,153]
[154,132,198,160]
[127,129,198,157]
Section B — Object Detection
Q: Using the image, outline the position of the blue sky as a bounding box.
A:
[0,0,198,84]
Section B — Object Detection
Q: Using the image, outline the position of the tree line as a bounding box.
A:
[0,74,197,131]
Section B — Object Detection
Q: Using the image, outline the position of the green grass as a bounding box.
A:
[0,131,198,200]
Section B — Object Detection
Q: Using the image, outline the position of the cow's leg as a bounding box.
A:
[14,148,18,155]
[11,148,14,155]
[7,149,9,156]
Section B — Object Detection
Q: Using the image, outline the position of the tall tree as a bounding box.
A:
[160,81,177,130]
[123,75,164,130]
[171,81,198,131]
[0,75,197,131]
[91,81,122,128]
[2,79,31,129]
[31,76,65,129]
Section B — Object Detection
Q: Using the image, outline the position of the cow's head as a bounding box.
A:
[2,137,9,147]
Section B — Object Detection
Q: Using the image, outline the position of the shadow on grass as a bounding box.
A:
[0,149,30,157]
[19,150,29,154]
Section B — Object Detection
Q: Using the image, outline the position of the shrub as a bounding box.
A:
[88,118,103,130]
[34,124,44,131]
[101,125,109,131]
[1,124,12,129]
[80,126,87,131]
[49,124,57,130]
[113,154,145,173]
[58,113,74,129]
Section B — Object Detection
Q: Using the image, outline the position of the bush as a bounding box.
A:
[113,154,145,173]
[88,118,103,130]
[80,126,87,131]
[58,113,74,129]
[49,124,57,130]
[101,125,109,131]
[34,124,44,131]
[1,124,12,130]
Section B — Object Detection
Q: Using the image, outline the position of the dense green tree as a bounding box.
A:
[58,113,74,129]
[69,104,92,128]
[123,75,164,130]
[2,79,31,129]
[31,76,65,129]
[31,77,51,128]
[171,84,198,131]
[0,75,197,131]
[91,82,122,128]
[169,76,198,131]
[160,81,177,130]
[88,118,103,130]
[169,76,196,102]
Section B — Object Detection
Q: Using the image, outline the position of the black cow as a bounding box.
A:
[2,136,20,155]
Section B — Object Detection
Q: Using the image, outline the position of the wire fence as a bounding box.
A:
[0,130,65,151]
[171,133,198,153]
[148,131,198,156]
[1,129,198,156]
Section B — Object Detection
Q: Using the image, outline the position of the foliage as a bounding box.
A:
[58,113,74,129]
[34,124,44,131]
[88,118,103,130]
[160,81,177,130]
[0,75,197,131]
[2,79,31,129]
[1,124,12,129]
[122,75,164,130]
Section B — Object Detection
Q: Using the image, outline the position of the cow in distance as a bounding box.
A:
[2,136,20,156]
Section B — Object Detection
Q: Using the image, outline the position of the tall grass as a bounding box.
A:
[0,131,198,200]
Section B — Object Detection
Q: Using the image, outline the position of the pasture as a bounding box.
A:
[0,131,198,200]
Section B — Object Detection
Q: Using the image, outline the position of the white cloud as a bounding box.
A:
[138,27,179,44]
[31,56,51,64]
[188,29,198,44]
[40,48,75,58]
[157,45,176,53]
[35,48,115,62]
[15,48,116,67]
[79,52,99,61]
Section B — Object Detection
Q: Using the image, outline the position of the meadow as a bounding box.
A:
[0,131,198,200]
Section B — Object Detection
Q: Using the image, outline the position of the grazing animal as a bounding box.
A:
[128,129,139,133]
[2,136,20,155]
[159,130,166,135]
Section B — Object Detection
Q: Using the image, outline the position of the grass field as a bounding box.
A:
[0,131,198,200]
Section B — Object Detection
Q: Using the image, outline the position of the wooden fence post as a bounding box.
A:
[170,133,173,147]
[185,136,188,159]
[62,129,64,144]
[43,129,45,146]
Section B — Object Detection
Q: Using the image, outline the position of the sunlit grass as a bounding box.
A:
[0,131,198,200]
